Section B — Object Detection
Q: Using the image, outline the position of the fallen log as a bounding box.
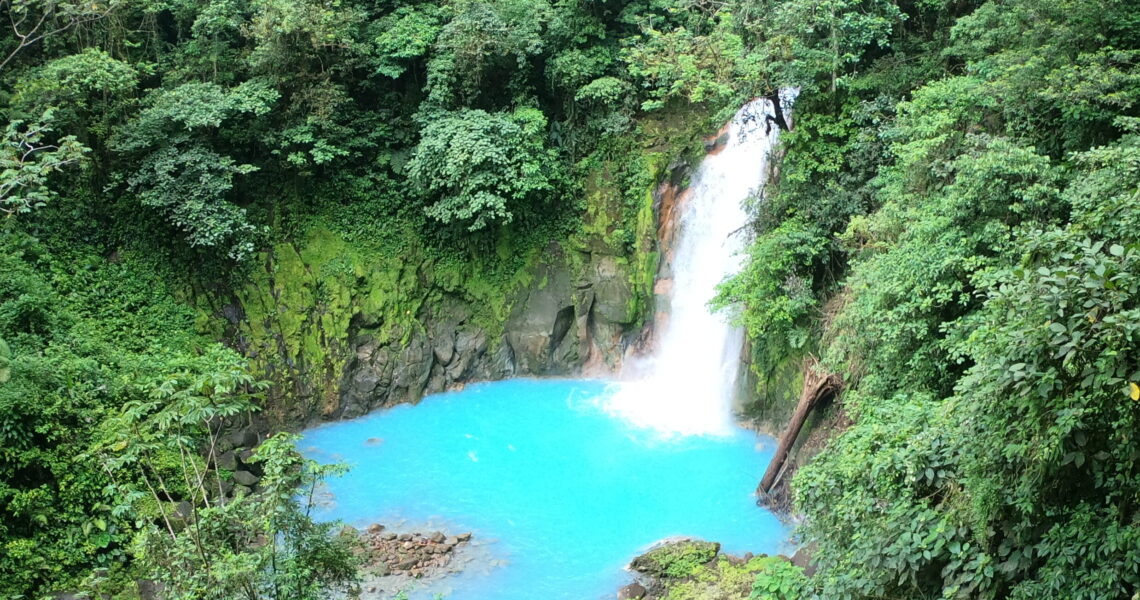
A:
[757,358,842,496]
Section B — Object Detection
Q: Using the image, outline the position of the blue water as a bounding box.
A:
[300,379,789,600]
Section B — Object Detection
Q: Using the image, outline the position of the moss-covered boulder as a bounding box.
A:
[630,540,721,579]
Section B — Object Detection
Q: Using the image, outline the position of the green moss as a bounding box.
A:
[743,351,807,433]
[632,541,720,579]
[233,226,423,419]
[658,556,805,600]
[228,222,548,419]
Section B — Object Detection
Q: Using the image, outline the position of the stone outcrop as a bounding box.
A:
[629,540,721,578]
[334,246,643,419]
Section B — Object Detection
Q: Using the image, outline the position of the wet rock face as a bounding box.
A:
[348,524,474,579]
[336,298,509,419]
[505,260,576,374]
[335,244,645,419]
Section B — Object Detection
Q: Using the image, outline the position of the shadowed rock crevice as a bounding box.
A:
[549,305,575,358]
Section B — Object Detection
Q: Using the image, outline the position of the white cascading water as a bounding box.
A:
[604,94,794,437]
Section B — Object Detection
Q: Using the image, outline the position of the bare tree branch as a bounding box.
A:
[0,0,120,73]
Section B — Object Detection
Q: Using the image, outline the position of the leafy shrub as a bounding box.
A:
[407,107,562,232]
[750,557,809,600]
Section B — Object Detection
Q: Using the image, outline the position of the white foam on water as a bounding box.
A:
[604,93,796,437]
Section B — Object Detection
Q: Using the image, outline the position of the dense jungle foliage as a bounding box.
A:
[2,0,1138,598]
[715,0,1140,599]
[0,0,783,595]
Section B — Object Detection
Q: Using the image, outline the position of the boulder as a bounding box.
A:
[390,331,433,403]
[167,501,194,533]
[237,448,257,466]
[397,558,418,570]
[591,255,636,325]
[618,582,647,600]
[136,580,165,600]
[347,369,381,399]
[790,543,817,577]
[232,470,260,487]
[630,540,720,578]
[446,327,488,381]
[432,328,456,365]
[214,450,238,471]
[228,429,258,449]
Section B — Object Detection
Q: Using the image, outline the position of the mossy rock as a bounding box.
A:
[630,540,720,579]
[658,555,800,600]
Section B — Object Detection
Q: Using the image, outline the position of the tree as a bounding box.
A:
[425,0,551,108]
[93,347,358,600]
[0,112,87,219]
[407,107,561,231]
[9,48,137,139]
[0,0,120,73]
[111,82,277,260]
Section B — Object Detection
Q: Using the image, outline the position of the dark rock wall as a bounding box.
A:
[335,246,642,419]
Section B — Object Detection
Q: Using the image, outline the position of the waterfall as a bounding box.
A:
[604,94,794,437]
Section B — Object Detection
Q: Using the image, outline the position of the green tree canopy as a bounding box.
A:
[407,107,561,231]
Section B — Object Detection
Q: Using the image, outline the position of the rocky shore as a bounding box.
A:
[337,524,504,599]
[346,524,474,579]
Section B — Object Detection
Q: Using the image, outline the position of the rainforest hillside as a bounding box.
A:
[2,0,1139,598]
[717,1,1140,598]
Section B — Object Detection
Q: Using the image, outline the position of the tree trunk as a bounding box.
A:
[757,358,841,495]
[765,90,790,132]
